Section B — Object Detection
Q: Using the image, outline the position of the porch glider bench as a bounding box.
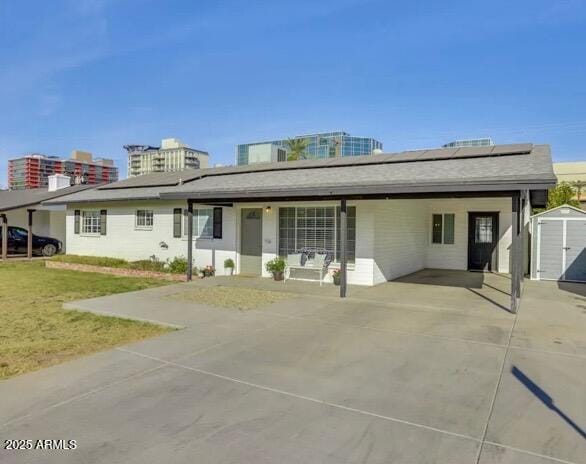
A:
[285,250,331,286]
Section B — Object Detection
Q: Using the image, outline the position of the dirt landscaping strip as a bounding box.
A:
[169,286,295,310]
[46,260,188,281]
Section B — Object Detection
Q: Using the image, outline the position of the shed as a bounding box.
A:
[531,205,586,282]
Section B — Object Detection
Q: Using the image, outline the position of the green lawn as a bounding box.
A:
[0,261,173,380]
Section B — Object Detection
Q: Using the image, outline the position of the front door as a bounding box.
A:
[240,208,263,275]
[468,212,499,271]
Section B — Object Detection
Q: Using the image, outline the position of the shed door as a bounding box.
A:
[564,220,586,282]
[538,220,564,280]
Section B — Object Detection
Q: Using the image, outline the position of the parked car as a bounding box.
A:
[0,226,62,257]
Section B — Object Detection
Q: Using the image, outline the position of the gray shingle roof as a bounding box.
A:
[46,143,556,204]
[0,185,96,212]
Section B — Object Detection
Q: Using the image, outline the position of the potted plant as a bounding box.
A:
[224,258,235,275]
[200,265,215,278]
[331,268,341,286]
[265,257,286,281]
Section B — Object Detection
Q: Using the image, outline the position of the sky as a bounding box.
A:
[1,0,586,186]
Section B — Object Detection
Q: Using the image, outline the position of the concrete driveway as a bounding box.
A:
[1,270,584,464]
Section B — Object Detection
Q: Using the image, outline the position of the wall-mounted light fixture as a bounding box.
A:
[265,206,272,213]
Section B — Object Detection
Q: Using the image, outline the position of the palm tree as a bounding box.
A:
[285,138,309,161]
[571,180,585,203]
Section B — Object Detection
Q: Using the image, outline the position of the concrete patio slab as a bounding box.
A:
[485,348,586,464]
[179,316,505,438]
[1,269,584,464]
[1,364,480,464]
[511,280,586,356]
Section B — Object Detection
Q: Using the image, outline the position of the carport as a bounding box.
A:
[0,185,92,259]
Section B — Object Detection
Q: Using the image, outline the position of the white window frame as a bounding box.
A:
[135,210,154,230]
[183,208,213,239]
[277,206,356,264]
[431,213,455,245]
[81,210,101,235]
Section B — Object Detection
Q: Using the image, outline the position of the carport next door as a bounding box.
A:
[468,212,499,271]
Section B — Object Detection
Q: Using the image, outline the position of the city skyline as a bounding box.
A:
[1,0,586,186]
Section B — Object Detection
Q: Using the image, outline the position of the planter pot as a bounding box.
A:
[333,276,341,286]
[272,271,284,281]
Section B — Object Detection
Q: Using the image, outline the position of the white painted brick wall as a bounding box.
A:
[426,198,512,273]
[66,201,237,275]
[373,199,428,284]
[64,196,519,285]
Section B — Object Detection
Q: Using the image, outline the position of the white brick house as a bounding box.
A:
[47,143,556,311]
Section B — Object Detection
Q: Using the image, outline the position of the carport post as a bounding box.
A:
[510,192,521,313]
[187,200,193,281]
[1,214,7,261]
[27,209,35,260]
[340,199,347,298]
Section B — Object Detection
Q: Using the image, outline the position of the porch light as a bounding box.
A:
[265,206,272,213]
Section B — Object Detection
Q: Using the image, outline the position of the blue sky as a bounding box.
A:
[1,0,586,185]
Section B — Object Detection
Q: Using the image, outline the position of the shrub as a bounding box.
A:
[168,256,189,274]
[224,258,235,269]
[128,259,167,273]
[265,257,286,274]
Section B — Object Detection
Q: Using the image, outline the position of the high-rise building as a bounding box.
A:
[442,138,494,148]
[236,131,383,165]
[8,150,118,190]
[125,138,209,177]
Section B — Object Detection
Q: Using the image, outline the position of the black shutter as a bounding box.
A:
[173,208,182,238]
[213,207,222,239]
[74,210,80,234]
[100,210,107,235]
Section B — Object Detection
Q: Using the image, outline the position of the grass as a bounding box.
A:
[51,254,190,274]
[0,261,174,380]
[170,286,293,310]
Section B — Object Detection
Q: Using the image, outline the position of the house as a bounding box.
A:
[0,176,95,258]
[552,161,586,207]
[46,143,556,312]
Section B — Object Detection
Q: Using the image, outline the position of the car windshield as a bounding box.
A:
[11,228,28,239]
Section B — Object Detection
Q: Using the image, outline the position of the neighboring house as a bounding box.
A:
[553,161,586,207]
[47,143,555,312]
[236,131,383,165]
[8,150,118,190]
[125,138,209,177]
[0,176,96,257]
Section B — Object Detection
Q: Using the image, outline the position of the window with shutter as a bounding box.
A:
[100,210,107,235]
[173,208,182,237]
[74,210,80,234]
[213,207,222,239]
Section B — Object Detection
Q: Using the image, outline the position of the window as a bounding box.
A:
[278,206,356,263]
[135,210,154,229]
[184,208,213,238]
[432,213,455,244]
[475,217,493,243]
[82,211,101,234]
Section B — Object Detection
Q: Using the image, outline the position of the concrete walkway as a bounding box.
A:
[1,271,584,464]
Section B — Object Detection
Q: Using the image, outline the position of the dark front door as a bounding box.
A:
[468,212,499,271]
